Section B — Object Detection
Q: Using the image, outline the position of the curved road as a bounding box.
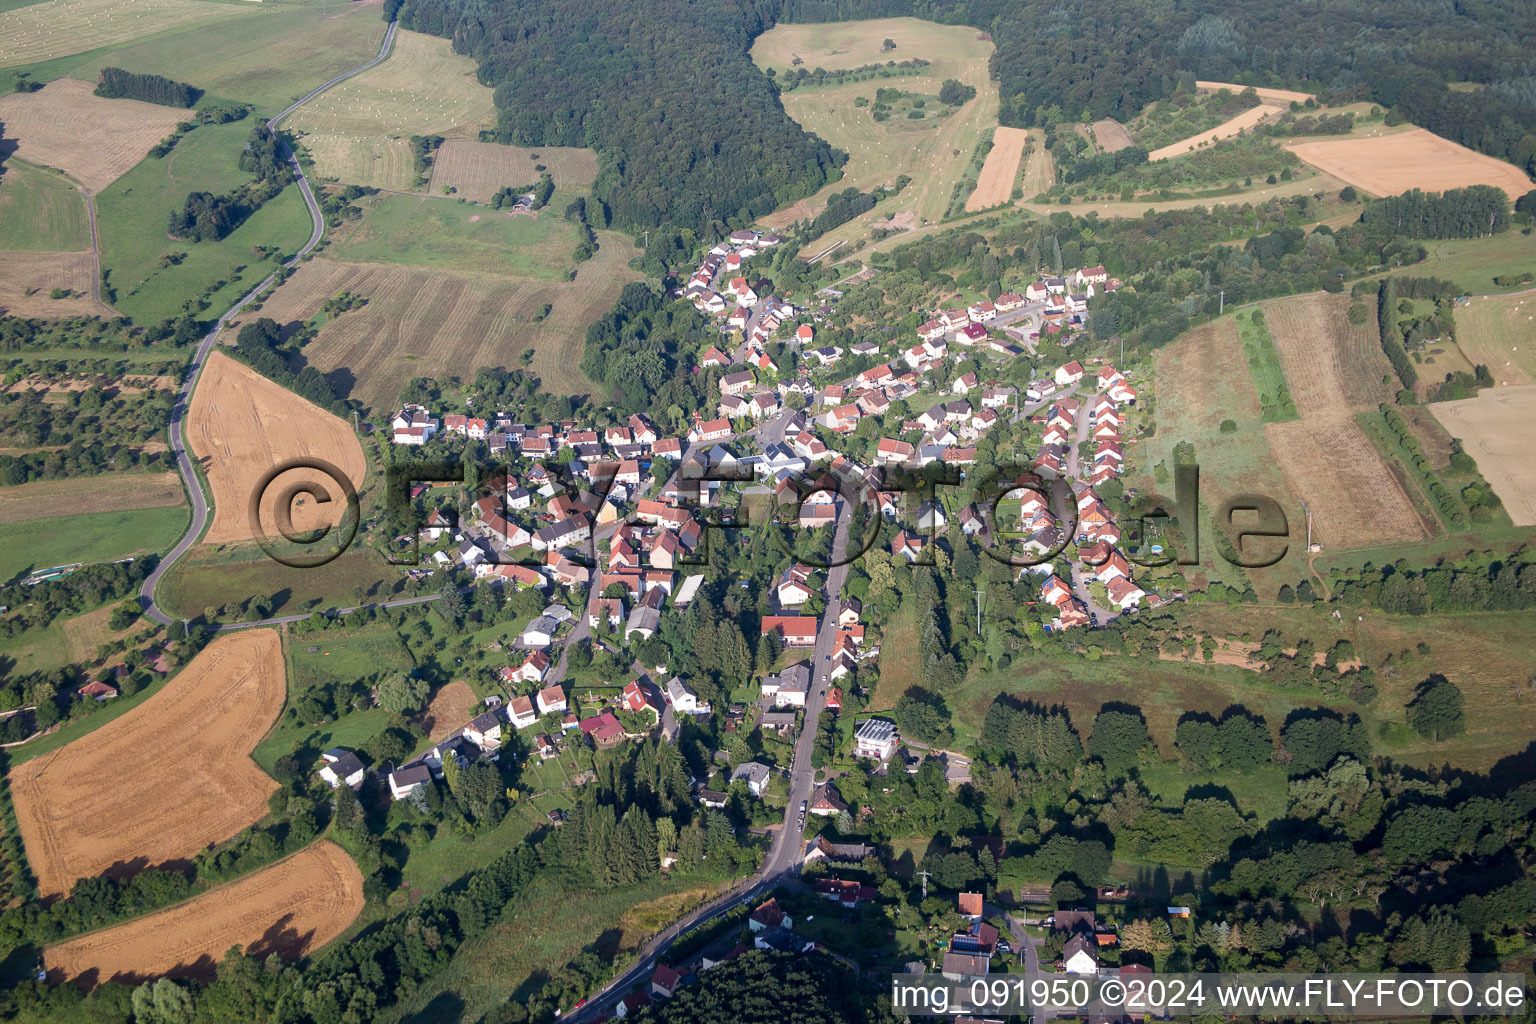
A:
[140,20,400,627]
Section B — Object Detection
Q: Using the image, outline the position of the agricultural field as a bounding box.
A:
[1020,167,1349,219]
[964,126,1026,211]
[9,629,284,898]
[0,505,188,582]
[59,1,387,116]
[1283,127,1534,199]
[1429,385,1536,526]
[185,351,366,546]
[1148,104,1283,161]
[0,0,237,69]
[44,840,364,986]
[0,472,184,524]
[428,140,600,203]
[326,194,577,278]
[0,250,98,317]
[0,158,89,251]
[96,119,313,325]
[157,546,405,621]
[1455,291,1536,385]
[1017,128,1054,195]
[0,78,187,194]
[252,225,639,409]
[1140,316,1301,596]
[752,18,997,243]
[422,679,478,743]
[1088,119,1134,152]
[288,29,495,191]
[1261,292,1430,547]
[1195,80,1313,105]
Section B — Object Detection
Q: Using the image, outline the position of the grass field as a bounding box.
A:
[0,505,188,582]
[96,118,312,324]
[289,29,494,190]
[0,472,184,524]
[0,158,89,250]
[1403,233,1536,297]
[11,629,283,898]
[1018,128,1054,195]
[0,0,238,69]
[61,1,386,116]
[752,18,997,243]
[0,77,188,194]
[327,194,577,278]
[1428,385,1536,526]
[45,840,363,986]
[1284,127,1534,199]
[428,140,600,203]
[1455,292,1536,385]
[157,545,405,620]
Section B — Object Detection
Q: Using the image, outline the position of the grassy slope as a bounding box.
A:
[157,546,404,620]
[96,118,312,325]
[0,505,188,582]
[0,158,90,251]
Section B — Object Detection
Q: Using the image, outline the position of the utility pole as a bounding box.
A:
[917,869,932,899]
[973,586,984,634]
[1219,290,1225,316]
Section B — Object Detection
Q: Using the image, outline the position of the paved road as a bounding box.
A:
[138,21,400,627]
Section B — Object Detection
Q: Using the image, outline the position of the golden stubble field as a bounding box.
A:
[1149,104,1283,161]
[751,17,998,241]
[186,352,367,546]
[1429,385,1536,526]
[1196,81,1314,105]
[45,840,364,986]
[1089,119,1134,152]
[0,79,188,194]
[964,126,1027,211]
[429,140,600,203]
[9,630,285,898]
[0,250,100,317]
[1284,127,1535,199]
[1261,292,1430,547]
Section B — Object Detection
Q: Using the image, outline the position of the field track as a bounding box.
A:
[0,79,187,193]
[1429,385,1536,526]
[44,841,364,986]
[9,630,284,898]
[186,352,367,546]
[1284,127,1534,199]
[965,126,1027,211]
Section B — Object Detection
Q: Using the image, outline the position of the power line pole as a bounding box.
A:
[974,585,984,633]
[1219,290,1225,316]
[917,869,932,900]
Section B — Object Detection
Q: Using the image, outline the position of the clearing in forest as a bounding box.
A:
[186,351,366,546]
[964,126,1027,211]
[1260,292,1429,547]
[9,629,285,898]
[428,140,600,203]
[0,78,188,194]
[1283,127,1534,199]
[1089,119,1134,152]
[1429,385,1536,526]
[44,841,364,986]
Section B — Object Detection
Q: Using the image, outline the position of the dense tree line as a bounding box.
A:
[623,951,871,1024]
[773,57,930,93]
[1360,186,1511,240]
[238,124,292,184]
[94,67,201,107]
[232,317,347,415]
[1331,549,1536,616]
[0,557,154,633]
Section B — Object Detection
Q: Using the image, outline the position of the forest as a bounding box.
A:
[93,68,201,108]
[0,381,176,485]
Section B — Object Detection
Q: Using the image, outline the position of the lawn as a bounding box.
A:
[96,118,313,325]
[327,194,578,280]
[0,505,188,582]
[0,158,89,251]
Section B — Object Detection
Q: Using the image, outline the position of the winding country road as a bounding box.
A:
[139,20,400,627]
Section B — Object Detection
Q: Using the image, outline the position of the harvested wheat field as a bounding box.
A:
[1455,292,1536,386]
[1284,127,1534,199]
[1149,104,1283,161]
[421,679,477,743]
[253,247,639,407]
[1196,81,1314,105]
[10,630,284,898]
[965,126,1027,211]
[0,250,99,317]
[300,133,418,192]
[1429,386,1536,526]
[1261,292,1429,546]
[1018,128,1054,195]
[187,351,366,546]
[429,140,600,203]
[0,0,234,68]
[0,79,188,193]
[1090,119,1134,152]
[45,841,364,987]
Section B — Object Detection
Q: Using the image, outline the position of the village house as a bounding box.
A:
[318,749,365,790]
[854,717,899,761]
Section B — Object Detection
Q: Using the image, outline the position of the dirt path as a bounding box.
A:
[78,186,118,318]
